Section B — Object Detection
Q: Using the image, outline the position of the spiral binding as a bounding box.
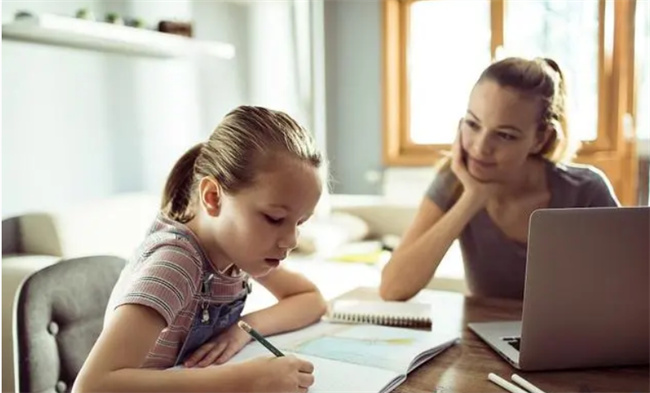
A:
[331,312,432,329]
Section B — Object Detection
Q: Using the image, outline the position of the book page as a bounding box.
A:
[292,353,401,393]
[237,322,458,375]
[229,340,401,393]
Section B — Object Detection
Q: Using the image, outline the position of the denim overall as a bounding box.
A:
[168,230,253,366]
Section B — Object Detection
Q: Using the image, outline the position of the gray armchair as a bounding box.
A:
[13,255,126,393]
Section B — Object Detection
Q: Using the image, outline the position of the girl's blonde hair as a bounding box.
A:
[161,106,322,223]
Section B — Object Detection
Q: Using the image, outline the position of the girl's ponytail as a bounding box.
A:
[161,143,202,223]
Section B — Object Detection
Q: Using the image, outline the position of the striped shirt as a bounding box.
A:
[105,214,250,368]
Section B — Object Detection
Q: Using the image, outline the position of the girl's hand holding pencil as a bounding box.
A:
[239,355,315,393]
[238,321,315,392]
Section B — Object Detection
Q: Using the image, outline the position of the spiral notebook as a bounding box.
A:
[326,300,433,329]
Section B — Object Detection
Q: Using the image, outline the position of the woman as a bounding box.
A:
[380,57,619,301]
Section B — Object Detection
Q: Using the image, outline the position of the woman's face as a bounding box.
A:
[459,80,550,182]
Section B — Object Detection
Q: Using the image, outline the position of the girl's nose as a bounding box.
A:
[278,227,298,250]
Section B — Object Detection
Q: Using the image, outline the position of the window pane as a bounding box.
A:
[408,0,491,145]
[505,0,599,142]
[636,0,650,142]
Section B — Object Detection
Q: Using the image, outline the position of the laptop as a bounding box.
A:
[469,206,649,371]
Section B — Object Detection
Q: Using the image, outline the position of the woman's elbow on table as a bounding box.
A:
[379,270,418,301]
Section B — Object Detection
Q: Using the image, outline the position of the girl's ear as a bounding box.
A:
[198,177,222,216]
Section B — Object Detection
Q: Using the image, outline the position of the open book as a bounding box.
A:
[228,321,459,393]
[325,300,433,329]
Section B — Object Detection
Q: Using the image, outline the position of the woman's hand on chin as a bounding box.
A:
[451,133,500,207]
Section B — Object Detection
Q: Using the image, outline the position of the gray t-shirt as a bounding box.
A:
[426,160,620,299]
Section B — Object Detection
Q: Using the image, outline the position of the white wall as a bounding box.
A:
[1,1,248,217]
[246,1,312,128]
[2,0,373,218]
[324,0,383,195]
[2,1,114,216]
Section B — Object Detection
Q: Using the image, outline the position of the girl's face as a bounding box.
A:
[210,157,322,277]
[459,80,550,182]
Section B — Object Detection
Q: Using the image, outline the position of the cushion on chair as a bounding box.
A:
[14,255,126,393]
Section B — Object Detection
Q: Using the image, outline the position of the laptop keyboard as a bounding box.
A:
[502,336,521,351]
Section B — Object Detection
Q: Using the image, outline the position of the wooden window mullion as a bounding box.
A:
[491,0,504,59]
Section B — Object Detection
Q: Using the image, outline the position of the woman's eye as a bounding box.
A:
[465,119,480,131]
[498,132,516,141]
[264,214,284,225]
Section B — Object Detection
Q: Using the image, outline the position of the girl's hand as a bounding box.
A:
[242,355,315,393]
[184,321,252,368]
[450,130,499,207]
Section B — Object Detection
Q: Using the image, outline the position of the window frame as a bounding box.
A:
[382,0,636,167]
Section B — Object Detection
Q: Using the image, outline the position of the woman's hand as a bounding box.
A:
[450,131,499,207]
[184,321,252,368]
[242,355,315,393]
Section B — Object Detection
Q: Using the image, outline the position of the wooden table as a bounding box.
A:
[335,287,649,393]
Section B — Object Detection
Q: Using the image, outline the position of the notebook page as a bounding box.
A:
[229,322,458,376]
[298,353,401,393]
[331,300,432,318]
[278,322,456,374]
[228,340,401,393]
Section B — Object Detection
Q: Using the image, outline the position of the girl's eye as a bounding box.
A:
[264,214,284,225]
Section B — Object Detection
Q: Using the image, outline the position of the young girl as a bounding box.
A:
[74,106,327,393]
[380,57,619,301]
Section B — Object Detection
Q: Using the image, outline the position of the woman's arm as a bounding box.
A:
[73,305,264,393]
[243,267,327,336]
[380,193,483,301]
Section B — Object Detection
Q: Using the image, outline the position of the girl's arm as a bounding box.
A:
[181,268,327,368]
[379,193,483,301]
[73,304,308,393]
[242,267,327,336]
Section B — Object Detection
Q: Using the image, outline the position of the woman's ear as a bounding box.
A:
[532,126,554,155]
[198,177,222,216]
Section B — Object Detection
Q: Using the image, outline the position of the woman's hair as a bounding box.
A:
[477,56,575,163]
[161,106,322,223]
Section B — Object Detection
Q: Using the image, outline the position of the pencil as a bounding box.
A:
[512,374,546,393]
[237,321,285,357]
[487,373,528,393]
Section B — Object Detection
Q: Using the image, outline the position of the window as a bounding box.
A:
[505,0,599,142]
[408,0,491,145]
[384,0,640,205]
